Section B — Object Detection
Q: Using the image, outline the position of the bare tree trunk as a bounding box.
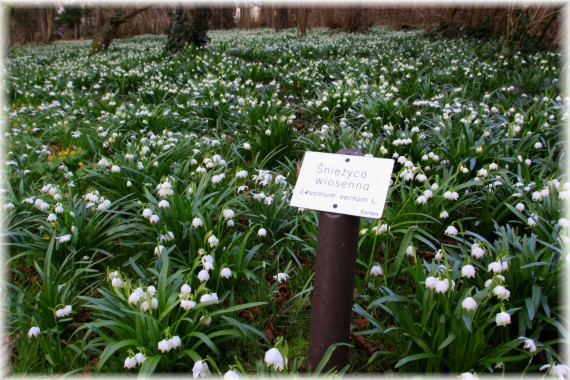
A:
[274,7,288,30]
[240,2,250,29]
[296,6,308,36]
[89,6,151,55]
[345,7,357,32]
[323,8,337,28]
[44,7,55,44]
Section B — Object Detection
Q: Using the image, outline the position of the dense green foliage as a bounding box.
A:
[3,27,567,377]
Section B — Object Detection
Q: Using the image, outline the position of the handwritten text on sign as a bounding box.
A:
[290,151,394,219]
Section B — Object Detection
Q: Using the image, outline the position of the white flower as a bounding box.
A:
[192,217,203,228]
[149,214,160,223]
[181,299,197,311]
[140,301,149,311]
[458,372,479,380]
[445,225,459,236]
[158,339,172,352]
[274,273,289,283]
[519,337,537,353]
[371,224,389,235]
[439,210,449,219]
[169,335,181,349]
[243,143,251,150]
[111,277,123,288]
[98,157,110,167]
[55,304,72,318]
[128,288,145,304]
[134,352,146,364]
[154,245,165,256]
[47,213,57,222]
[471,243,485,259]
[370,265,383,277]
[157,181,174,197]
[488,261,503,273]
[124,356,137,369]
[222,208,235,220]
[158,199,170,208]
[28,326,40,338]
[142,208,153,218]
[495,311,511,326]
[461,264,476,278]
[227,219,235,227]
[515,202,525,212]
[265,129,272,136]
[461,297,478,311]
[192,360,209,378]
[416,173,428,182]
[528,215,537,226]
[201,316,212,325]
[258,228,267,237]
[147,285,157,296]
[443,191,459,200]
[435,278,450,293]
[264,348,286,371]
[540,363,569,380]
[111,165,121,173]
[109,271,118,281]
[57,234,72,243]
[212,174,225,184]
[200,293,218,303]
[559,218,570,228]
[159,231,175,242]
[275,175,287,184]
[208,235,219,247]
[220,267,232,279]
[416,195,427,205]
[198,269,210,282]
[425,276,438,289]
[493,285,511,300]
[224,369,240,379]
[434,249,443,261]
[180,284,192,295]
[405,245,414,256]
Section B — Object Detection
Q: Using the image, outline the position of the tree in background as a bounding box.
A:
[57,7,82,39]
[42,7,56,44]
[165,5,210,55]
[341,6,369,33]
[89,6,151,55]
[239,2,251,29]
[274,7,288,30]
[210,6,235,30]
[296,6,308,36]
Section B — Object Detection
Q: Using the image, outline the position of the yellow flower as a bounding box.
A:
[78,162,83,167]
[43,234,50,240]
[51,221,56,228]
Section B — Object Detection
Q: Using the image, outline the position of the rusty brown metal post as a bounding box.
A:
[308,149,362,371]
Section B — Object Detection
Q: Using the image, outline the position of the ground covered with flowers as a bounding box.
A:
[2,27,567,377]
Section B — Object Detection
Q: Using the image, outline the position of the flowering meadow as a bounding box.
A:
[2,27,568,377]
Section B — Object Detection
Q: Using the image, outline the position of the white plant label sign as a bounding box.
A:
[290,151,394,219]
